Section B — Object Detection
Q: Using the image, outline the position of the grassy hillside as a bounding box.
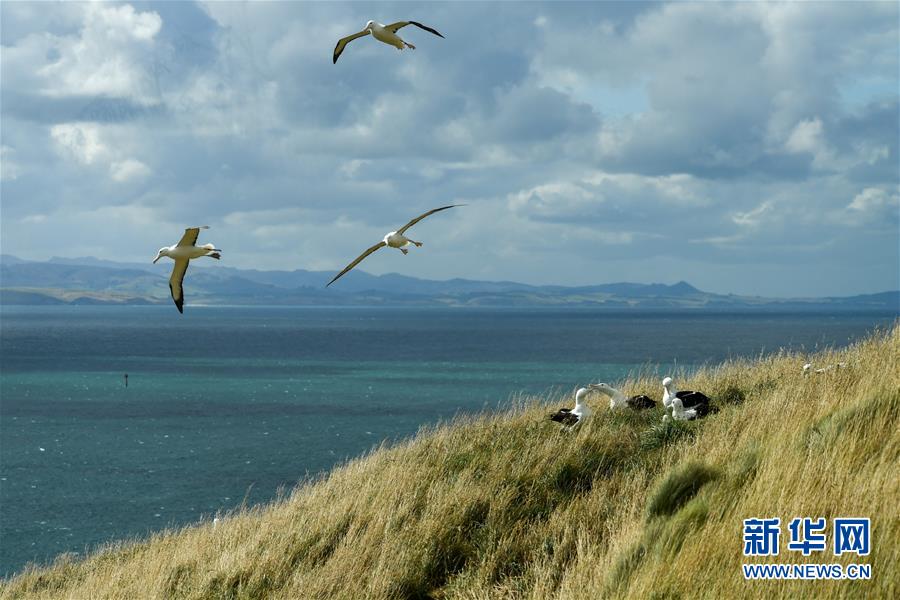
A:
[2,326,898,599]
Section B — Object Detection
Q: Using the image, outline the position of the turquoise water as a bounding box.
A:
[0,305,894,576]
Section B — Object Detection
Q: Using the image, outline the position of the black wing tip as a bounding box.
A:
[410,21,444,38]
[169,283,184,313]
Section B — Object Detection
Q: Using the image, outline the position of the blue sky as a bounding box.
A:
[1,1,897,297]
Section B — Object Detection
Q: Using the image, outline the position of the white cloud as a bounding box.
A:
[50,123,107,164]
[1,146,23,181]
[13,3,165,106]
[845,187,899,226]
[1,2,897,295]
[732,201,775,228]
[109,158,151,182]
[785,118,825,155]
[20,214,46,224]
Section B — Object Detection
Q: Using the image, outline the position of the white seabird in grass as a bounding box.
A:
[153,226,221,314]
[669,396,712,421]
[333,20,444,63]
[803,362,847,375]
[661,376,711,411]
[588,383,656,410]
[549,388,593,429]
[326,205,463,287]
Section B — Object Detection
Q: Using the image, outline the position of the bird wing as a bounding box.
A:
[549,408,579,425]
[627,395,656,410]
[385,21,445,38]
[169,259,189,314]
[676,390,710,408]
[177,226,209,248]
[333,29,371,63]
[397,204,463,235]
[327,241,387,287]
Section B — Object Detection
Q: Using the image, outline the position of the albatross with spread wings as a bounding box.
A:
[152,226,221,313]
[327,205,462,287]
[333,20,444,63]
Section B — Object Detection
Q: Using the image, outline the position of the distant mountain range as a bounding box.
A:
[1,254,897,311]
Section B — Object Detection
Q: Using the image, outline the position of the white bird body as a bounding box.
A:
[384,231,414,249]
[805,362,847,374]
[369,21,407,49]
[670,397,698,421]
[589,382,656,410]
[572,389,593,421]
[156,243,217,261]
[662,376,709,410]
[549,387,593,428]
[153,226,221,313]
[662,376,676,408]
[589,383,628,409]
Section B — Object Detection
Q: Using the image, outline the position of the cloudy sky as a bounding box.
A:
[1,1,897,297]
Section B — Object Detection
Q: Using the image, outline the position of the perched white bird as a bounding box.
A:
[661,376,711,411]
[333,20,444,63]
[549,388,593,428]
[805,362,847,374]
[326,205,463,287]
[670,397,702,421]
[588,383,656,410]
[152,226,221,313]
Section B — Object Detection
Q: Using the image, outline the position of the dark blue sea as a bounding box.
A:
[0,305,894,576]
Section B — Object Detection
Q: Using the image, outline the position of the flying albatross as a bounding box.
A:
[588,383,656,410]
[152,226,221,313]
[549,387,594,429]
[326,204,462,287]
[333,20,444,63]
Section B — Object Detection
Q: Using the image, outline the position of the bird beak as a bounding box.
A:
[152,256,161,264]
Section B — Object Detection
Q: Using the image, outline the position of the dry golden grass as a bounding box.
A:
[2,324,898,600]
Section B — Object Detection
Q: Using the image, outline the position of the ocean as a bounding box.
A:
[0,305,894,576]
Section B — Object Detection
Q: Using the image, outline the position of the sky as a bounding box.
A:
[1,1,898,297]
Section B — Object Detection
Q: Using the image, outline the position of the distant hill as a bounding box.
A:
[0,254,897,311]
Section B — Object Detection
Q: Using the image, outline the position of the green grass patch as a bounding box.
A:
[646,462,720,520]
